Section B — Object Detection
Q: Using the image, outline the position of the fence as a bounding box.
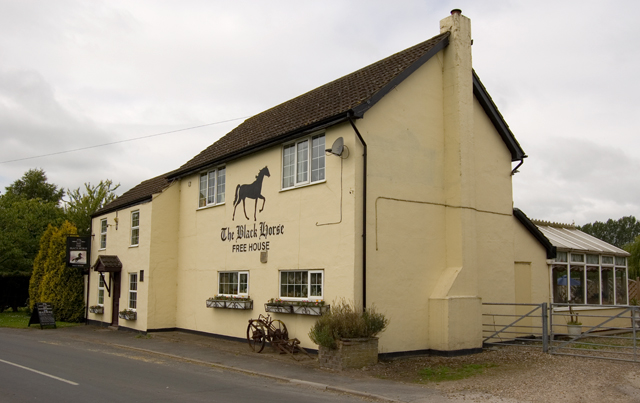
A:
[482,303,548,352]
[549,303,640,363]
[482,302,640,363]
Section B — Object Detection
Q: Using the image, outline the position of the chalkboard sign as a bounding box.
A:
[28,303,57,329]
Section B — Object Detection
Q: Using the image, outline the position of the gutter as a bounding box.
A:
[347,113,368,309]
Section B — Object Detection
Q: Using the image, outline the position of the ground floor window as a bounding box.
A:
[129,273,138,309]
[218,271,248,296]
[98,275,105,305]
[552,262,627,305]
[279,270,323,300]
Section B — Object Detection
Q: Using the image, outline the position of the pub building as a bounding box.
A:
[86,11,629,356]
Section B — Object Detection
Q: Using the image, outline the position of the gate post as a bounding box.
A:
[542,302,548,353]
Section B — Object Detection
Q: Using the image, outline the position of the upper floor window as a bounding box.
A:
[199,167,225,208]
[130,211,140,246]
[100,219,107,249]
[282,134,325,189]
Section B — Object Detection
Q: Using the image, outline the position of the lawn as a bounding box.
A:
[0,307,82,329]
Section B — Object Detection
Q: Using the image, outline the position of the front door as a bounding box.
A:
[111,272,121,326]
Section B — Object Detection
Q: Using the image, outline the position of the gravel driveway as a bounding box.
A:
[345,346,640,402]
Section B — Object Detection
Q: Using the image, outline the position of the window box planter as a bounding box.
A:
[264,303,293,314]
[89,306,104,314]
[119,310,137,321]
[264,303,329,316]
[293,305,330,316]
[206,299,253,310]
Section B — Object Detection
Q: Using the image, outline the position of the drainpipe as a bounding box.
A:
[348,113,367,309]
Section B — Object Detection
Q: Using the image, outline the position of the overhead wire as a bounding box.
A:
[0,116,251,164]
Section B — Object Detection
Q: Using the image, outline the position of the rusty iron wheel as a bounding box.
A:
[246,320,266,353]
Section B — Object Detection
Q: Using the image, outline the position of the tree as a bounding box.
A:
[65,180,120,236]
[3,168,64,204]
[37,221,85,322]
[29,225,56,309]
[0,196,64,273]
[579,216,640,248]
[625,236,640,280]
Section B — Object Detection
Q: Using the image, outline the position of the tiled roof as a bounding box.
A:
[92,255,122,272]
[168,32,451,178]
[92,173,171,217]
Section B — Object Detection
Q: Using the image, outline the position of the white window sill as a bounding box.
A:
[129,245,139,248]
[197,202,225,211]
[280,179,326,193]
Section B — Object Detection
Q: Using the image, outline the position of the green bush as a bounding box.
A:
[308,299,389,349]
[36,221,85,322]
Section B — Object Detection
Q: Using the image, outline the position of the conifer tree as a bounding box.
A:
[29,224,56,310]
[38,221,85,322]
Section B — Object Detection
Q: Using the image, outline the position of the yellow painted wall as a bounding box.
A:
[87,201,153,331]
[147,182,180,329]
[172,125,360,347]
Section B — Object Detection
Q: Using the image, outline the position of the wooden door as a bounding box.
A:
[111,272,121,326]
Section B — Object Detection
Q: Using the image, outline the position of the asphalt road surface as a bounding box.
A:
[0,330,365,403]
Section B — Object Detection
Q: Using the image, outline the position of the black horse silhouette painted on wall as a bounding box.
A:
[232,166,270,221]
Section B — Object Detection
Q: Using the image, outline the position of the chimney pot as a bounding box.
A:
[451,9,462,15]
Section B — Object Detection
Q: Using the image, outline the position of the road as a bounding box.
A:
[0,330,366,403]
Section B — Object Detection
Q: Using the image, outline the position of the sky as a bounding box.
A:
[1,1,639,226]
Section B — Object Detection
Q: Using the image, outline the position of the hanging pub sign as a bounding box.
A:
[66,236,90,269]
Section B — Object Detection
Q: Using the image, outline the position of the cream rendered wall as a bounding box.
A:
[87,202,152,331]
[147,182,180,329]
[473,95,517,306]
[355,53,449,353]
[174,125,359,348]
[513,219,550,305]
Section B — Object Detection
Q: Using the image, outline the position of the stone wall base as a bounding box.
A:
[318,337,378,370]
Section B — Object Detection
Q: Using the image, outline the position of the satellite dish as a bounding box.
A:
[326,137,344,157]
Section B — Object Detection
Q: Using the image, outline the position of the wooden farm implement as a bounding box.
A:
[246,314,310,359]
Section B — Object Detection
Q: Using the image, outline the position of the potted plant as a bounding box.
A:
[264,298,293,314]
[566,304,582,336]
[309,299,388,370]
[119,308,137,321]
[89,305,104,314]
[206,295,253,310]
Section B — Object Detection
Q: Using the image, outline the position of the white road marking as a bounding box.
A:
[0,358,79,386]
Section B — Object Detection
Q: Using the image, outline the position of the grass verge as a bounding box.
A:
[417,363,497,383]
[0,307,82,329]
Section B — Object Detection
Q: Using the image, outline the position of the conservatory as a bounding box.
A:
[534,221,631,305]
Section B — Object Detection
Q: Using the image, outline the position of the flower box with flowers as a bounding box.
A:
[265,299,329,316]
[89,305,104,314]
[206,296,253,310]
[118,309,136,321]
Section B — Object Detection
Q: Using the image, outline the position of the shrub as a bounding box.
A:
[308,299,389,349]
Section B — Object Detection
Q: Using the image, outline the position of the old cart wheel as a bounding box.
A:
[247,321,266,353]
[270,320,289,342]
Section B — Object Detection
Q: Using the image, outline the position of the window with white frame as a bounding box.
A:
[98,275,105,305]
[100,219,107,249]
[279,270,323,300]
[552,252,628,305]
[129,273,138,310]
[282,134,325,189]
[218,271,249,296]
[199,167,225,208]
[130,210,139,246]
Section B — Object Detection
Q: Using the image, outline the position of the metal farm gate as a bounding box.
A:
[549,303,640,363]
[482,302,640,363]
[482,303,549,352]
